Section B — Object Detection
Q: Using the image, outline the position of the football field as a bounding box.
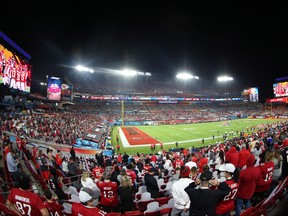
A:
[113,118,283,155]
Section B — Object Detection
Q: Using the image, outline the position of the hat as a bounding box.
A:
[218,163,235,173]
[180,166,190,178]
[200,171,213,181]
[79,187,93,203]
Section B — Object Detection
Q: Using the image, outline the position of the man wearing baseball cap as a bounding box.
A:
[185,170,230,216]
[171,166,193,216]
[72,187,106,216]
[216,163,240,216]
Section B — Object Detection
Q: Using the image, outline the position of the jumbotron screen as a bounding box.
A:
[47,76,61,101]
[242,87,259,102]
[0,43,32,93]
[273,82,288,98]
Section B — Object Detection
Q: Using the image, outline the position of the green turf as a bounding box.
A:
[111,118,282,155]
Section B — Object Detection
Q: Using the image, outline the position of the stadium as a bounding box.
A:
[1,29,288,216]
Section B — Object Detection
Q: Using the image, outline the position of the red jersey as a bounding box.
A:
[216,178,239,214]
[92,167,104,179]
[255,161,274,192]
[44,199,64,216]
[96,180,119,207]
[173,159,184,169]
[7,188,47,216]
[126,169,137,183]
[72,203,107,216]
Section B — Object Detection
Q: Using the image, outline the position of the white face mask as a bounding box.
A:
[220,172,226,177]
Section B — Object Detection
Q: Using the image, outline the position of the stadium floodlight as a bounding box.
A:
[75,65,94,73]
[217,76,233,82]
[121,69,137,76]
[176,72,199,80]
[40,82,47,86]
[119,69,152,77]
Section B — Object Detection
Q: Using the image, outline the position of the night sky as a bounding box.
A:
[1,2,288,102]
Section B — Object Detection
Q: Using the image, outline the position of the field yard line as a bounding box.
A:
[119,127,221,147]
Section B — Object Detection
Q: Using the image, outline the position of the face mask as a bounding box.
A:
[220,172,226,177]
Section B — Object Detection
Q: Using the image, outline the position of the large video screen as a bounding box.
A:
[47,76,61,101]
[61,82,73,101]
[273,82,288,98]
[242,87,259,102]
[0,43,32,93]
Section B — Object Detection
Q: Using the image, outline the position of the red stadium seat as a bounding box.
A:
[106,212,123,216]
[154,197,170,207]
[0,203,18,216]
[144,211,160,216]
[137,200,155,212]
[159,207,172,216]
[124,210,144,216]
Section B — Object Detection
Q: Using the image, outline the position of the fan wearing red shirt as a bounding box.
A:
[43,188,64,216]
[6,172,49,216]
[92,165,104,180]
[216,163,240,216]
[126,163,137,186]
[72,187,107,216]
[173,155,184,169]
[96,171,119,212]
[253,151,274,205]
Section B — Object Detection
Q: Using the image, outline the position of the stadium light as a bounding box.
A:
[176,72,199,80]
[75,65,94,73]
[119,68,151,77]
[217,76,233,82]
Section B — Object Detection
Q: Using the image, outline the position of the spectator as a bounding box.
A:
[171,167,181,182]
[72,187,107,216]
[235,154,261,216]
[70,146,76,160]
[6,172,49,216]
[216,163,240,216]
[237,144,251,169]
[6,148,20,187]
[272,147,283,181]
[225,145,239,168]
[253,151,274,205]
[184,170,231,216]
[81,170,100,199]
[96,171,119,212]
[278,139,288,180]
[171,166,193,216]
[49,167,68,202]
[43,188,64,216]
[117,173,135,213]
[67,156,80,183]
[36,149,50,183]
[144,167,160,198]
[122,152,129,165]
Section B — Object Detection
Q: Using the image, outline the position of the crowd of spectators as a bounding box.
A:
[1,105,288,215]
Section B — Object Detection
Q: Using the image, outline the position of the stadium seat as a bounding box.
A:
[68,185,79,196]
[137,200,155,212]
[106,212,123,216]
[154,197,170,207]
[62,202,73,216]
[160,198,174,209]
[0,203,18,216]
[159,207,172,216]
[124,210,144,216]
[240,206,258,216]
[144,201,161,213]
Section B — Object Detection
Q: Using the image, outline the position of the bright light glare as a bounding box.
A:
[176,72,198,80]
[121,69,137,76]
[75,65,94,73]
[217,76,233,82]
